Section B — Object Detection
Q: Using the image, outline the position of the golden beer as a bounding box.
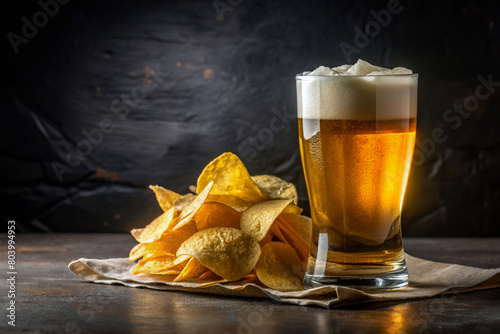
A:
[297,64,417,290]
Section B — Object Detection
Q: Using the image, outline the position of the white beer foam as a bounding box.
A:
[297,59,417,121]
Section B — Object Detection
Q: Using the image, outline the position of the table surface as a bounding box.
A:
[1,234,499,334]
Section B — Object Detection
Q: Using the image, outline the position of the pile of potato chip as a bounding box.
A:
[129,152,311,291]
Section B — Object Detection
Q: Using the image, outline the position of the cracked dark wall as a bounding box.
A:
[1,0,499,235]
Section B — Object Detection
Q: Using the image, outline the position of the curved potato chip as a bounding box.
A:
[276,217,309,263]
[172,193,196,211]
[194,202,241,231]
[255,242,305,291]
[197,279,229,287]
[258,231,273,248]
[228,272,259,287]
[140,253,156,261]
[173,254,192,266]
[240,199,293,242]
[132,254,180,275]
[269,223,287,243]
[173,181,213,231]
[176,227,261,281]
[205,194,252,212]
[199,270,221,281]
[282,203,303,215]
[196,152,267,203]
[131,207,179,243]
[278,213,312,245]
[129,243,168,262]
[149,185,183,212]
[129,230,193,261]
[251,175,298,205]
[174,220,198,235]
[161,270,183,275]
[174,257,207,282]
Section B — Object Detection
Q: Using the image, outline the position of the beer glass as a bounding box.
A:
[297,72,417,290]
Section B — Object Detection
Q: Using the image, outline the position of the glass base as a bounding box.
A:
[303,259,408,291]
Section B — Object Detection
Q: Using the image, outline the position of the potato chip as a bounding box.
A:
[197,279,229,288]
[129,230,193,261]
[228,272,259,287]
[251,175,298,205]
[276,217,309,263]
[282,203,303,215]
[174,257,207,282]
[173,254,192,266]
[269,223,288,243]
[278,213,312,245]
[140,253,156,261]
[199,270,221,281]
[194,202,241,231]
[129,152,312,289]
[129,243,169,262]
[174,220,198,235]
[172,193,196,211]
[258,231,273,248]
[197,152,267,203]
[255,242,305,291]
[132,254,181,275]
[149,185,183,212]
[173,181,213,231]
[131,207,179,243]
[164,270,184,275]
[205,194,252,212]
[176,227,261,281]
[240,199,293,242]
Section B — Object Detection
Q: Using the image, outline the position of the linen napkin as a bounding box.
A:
[68,253,500,308]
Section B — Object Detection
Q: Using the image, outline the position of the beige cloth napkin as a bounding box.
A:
[68,253,500,308]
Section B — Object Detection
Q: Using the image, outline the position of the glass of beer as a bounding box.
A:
[297,60,417,290]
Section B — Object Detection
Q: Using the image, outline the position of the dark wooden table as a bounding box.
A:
[2,234,499,333]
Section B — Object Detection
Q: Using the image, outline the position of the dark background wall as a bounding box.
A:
[1,0,499,235]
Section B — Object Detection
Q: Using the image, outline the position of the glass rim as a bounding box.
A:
[296,72,419,80]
